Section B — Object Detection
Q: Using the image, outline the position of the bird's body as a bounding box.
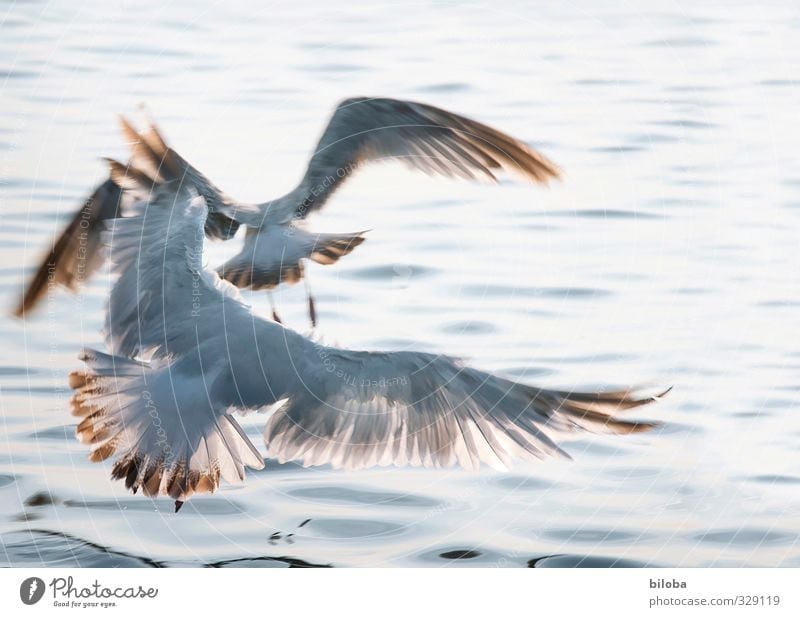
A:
[14,96,665,511]
[70,181,664,509]
[218,223,365,291]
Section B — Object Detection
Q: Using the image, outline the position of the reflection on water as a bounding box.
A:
[530,555,651,568]
[2,0,800,567]
[2,530,327,568]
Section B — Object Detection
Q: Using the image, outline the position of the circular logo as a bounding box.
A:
[20,577,45,605]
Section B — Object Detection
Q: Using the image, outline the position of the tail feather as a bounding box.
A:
[70,348,264,503]
[217,227,368,292]
[309,231,367,266]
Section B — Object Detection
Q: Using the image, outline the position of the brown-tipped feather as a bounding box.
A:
[13,179,122,318]
[309,233,366,267]
[67,371,87,389]
[166,464,189,500]
[288,97,564,220]
[105,158,156,193]
[89,441,117,463]
[141,461,163,497]
[557,386,670,411]
[413,99,562,184]
[80,393,228,501]
[117,116,167,183]
[141,121,170,159]
[117,115,144,148]
[142,124,184,180]
[196,470,219,494]
[124,114,239,240]
[555,386,667,435]
[462,119,561,183]
[125,461,141,491]
[76,413,101,441]
[281,264,303,285]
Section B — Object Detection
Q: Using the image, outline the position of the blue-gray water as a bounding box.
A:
[2,0,800,567]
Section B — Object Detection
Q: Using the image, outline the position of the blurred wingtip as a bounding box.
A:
[11,297,27,320]
[655,385,673,400]
[117,113,141,138]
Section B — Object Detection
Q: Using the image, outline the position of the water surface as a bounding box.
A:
[2,0,800,567]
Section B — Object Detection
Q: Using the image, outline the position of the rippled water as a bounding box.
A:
[2,0,800,567]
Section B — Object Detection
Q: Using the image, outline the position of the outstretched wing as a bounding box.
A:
[74,310,663,503]
[14,179,124,317]
[261,338,663,472]
[251,96,561,225]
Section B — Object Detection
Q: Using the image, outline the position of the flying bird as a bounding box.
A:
[15,97,561,325]
[69,178,665,513]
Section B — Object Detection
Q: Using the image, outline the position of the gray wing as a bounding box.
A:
[258,96,562,224]
[14,178,123,317]
[14,116,238,317]
[264,341,663,471]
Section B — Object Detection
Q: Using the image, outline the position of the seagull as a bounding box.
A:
[14,97,561,326]
[69,177,666,513]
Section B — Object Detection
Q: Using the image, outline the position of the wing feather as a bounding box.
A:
[70,165,665,507]
[261,344,663,472]
[13,179,123,317]
[257,96,561,224]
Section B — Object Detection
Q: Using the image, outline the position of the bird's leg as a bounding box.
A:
[268,291,283,324]
[305,274,317,329]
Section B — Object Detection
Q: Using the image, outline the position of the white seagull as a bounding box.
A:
[15,97,561,325]
[69,177,665,512]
